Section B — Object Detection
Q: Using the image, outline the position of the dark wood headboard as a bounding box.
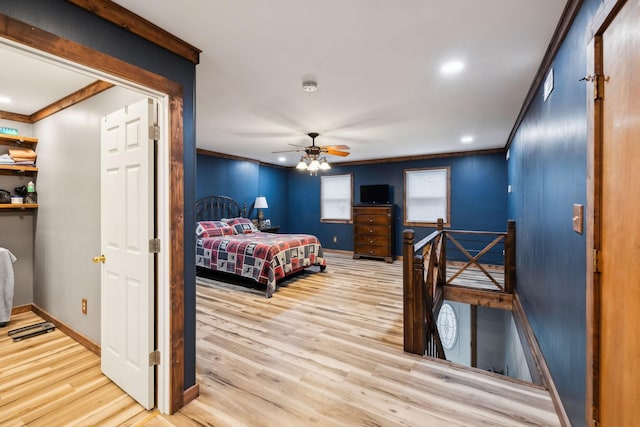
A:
[195,195,247,222]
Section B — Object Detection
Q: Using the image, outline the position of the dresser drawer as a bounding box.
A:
[354,214,390,226]
[354,223,389,236]
[355,234,390,246]
[354,206,391,216]
[354,244,391,258]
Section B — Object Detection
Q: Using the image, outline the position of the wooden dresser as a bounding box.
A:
[353,204,394,263]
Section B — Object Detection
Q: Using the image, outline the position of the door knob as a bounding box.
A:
[92,254,106,264]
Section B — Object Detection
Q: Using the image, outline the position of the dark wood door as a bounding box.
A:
[599,1,640,424]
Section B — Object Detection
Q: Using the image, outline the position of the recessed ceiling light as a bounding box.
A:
[441,61,464,74]
[278,156,286,162]
[0,95,11,104]
[461,135,474,144]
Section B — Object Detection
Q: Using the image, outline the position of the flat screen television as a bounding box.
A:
[360,184,390,204]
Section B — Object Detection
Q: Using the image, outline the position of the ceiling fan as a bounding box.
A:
[273,132,350,173]
[273,132,350,157]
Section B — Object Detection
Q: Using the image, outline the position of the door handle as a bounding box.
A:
[92,254,106,264]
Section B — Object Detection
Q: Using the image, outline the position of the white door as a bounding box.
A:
[100,98,156,409]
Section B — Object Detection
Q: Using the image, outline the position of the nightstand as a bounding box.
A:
[259,226,280,233]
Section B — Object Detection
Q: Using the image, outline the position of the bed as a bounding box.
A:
[195,195,326,297]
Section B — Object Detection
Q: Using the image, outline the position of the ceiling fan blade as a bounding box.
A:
[322,144,350,150]
[272,148,304,154]
[324,148,350,157]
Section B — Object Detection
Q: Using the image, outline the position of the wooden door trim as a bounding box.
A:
[67,0,201,64]
[0,13,186,414]
[586,1,627,425]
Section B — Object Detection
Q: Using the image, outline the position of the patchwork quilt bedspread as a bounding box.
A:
[196,232,325,297]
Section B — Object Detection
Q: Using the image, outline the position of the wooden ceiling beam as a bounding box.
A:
[0,110,31,123]
[67,0,201,64]
[0,80,115,124]
[29,80,114,123]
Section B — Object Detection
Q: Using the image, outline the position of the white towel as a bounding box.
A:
[0,153,15,164]
[0,247,17,324]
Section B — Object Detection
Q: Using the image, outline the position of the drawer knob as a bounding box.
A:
[369,218,373,222]
[368,228,374,233]
[369,239,375,244]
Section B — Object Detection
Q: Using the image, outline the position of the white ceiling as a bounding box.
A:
[0,1,568,166]
[0,45,95,115]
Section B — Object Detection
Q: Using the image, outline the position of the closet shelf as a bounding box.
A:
[0,203,38,210]
[0,134,38,149]
[0,165,38,175]
[0,134,39,213]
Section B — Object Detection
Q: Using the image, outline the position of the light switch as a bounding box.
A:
[573,204,583,234]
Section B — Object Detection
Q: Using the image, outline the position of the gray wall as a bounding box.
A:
[477,306,507,373]
[0,119,35,308]
[33,86,144,343]
[504,315,532,382]
[476,306,531,383]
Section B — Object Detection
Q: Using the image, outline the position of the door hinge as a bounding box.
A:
[149,350,161,366]
[149,124,160,140]
[149,238,161,254]
[593,248,600,273]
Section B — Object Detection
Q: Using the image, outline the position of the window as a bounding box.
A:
[437,302,458,350]
[404,167,450,226]
[321,174,352,222]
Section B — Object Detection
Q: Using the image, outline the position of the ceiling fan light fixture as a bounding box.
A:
[302,80,318,92]
[319,158,331,170]
[308,158,321,171]
[296,157,308,170]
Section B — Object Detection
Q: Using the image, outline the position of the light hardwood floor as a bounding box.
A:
[1,252,560,426]
[0,311,155,426]
[185,252,560,426]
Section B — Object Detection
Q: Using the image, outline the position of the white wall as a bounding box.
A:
[0,119,35,308]
[33,86,145,342]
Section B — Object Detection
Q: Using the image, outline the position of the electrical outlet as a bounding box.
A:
[333,236,337,243]
[82,298,87,315]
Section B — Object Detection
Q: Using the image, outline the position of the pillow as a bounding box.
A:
[196,221,234,238]
[225,217,259,234]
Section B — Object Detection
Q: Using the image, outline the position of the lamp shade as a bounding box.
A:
[254,196,268,209]
[296,158,308,170]
[319,158,331,170]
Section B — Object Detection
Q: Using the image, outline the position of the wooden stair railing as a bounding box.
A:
[403,219,516,357]
[403,219,446,358]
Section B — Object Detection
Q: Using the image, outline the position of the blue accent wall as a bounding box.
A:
[290,153,507,259]
[1,1,198,391]
[507,0,601,424]
[199,151,507,261]
[258,164,290,231]
[196,154,289,230]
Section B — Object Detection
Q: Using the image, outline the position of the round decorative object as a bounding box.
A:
[437,302,458,350]
[302,80,318,92]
